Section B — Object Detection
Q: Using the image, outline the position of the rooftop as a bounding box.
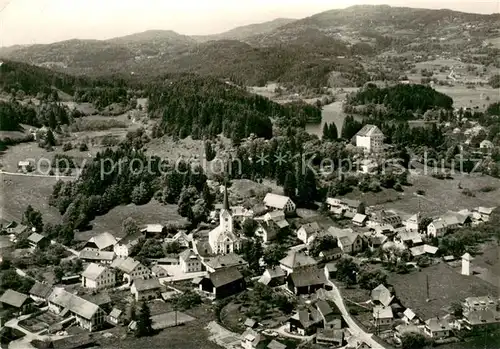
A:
[279,251,317,269]
[356,124,384,137]
[29,282,53,299]
[111,257,142,273]
[263,193,293,209]
[0,289,29,308]
[79,250,115,261]
[206,267,243,288]
[133,278,162,292]
[86,232,118,250]
[48,288,101,320]
[81,263,107,280]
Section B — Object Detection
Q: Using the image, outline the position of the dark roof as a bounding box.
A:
[29,282,53,299]
[207,267,244,288]
[0,289,29,308]
[81,292,111,306]
[116,230,142,248]
[316,299,333,317]
[290,268,326,288]
[32,333,94,349]
[267,340,287,349]
[133,278,162,292]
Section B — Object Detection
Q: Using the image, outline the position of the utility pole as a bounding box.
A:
[426,274,430,302]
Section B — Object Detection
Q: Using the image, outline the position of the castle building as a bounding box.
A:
[208,186,241,255]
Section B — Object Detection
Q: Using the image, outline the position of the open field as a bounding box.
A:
[0,172,65,224]
[387,262,498,320]
[75,200,188,241]
[434,85,500,109]
[485,36,500,49]
[344,172,500,217]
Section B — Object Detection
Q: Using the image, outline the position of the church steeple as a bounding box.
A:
[223,184,230,211]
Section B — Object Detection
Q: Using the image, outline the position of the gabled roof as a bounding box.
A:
[403,308,416,321]
[352,214,368,224]
[179,249,199,262]
[86,232,118,250]
[115,230,142,248]
[373,305,393,319]
[263,193,293,210]
[206,267,243,288]
[410,244,438,257]
[79,250,115,261]
[356,124,384,137]
[425,318,451,332]
[29,282,53,299]
[27,232,46,244]
[111,257,142,273]
[371,284,393,307]
[142,224,164,233]
[279,251,317,269]
[315,299,333,318]
[81,292,111,307]
[289,268,326,288]
[82,263,107,280]
[241,328,262,347]
[133,278,162,292]
[0,289,29,308]
[465,309,500,325]
[204,253,247,270]
[48,288,100,320]
[109,308,122,318]
[292,307,322,328]
[244,318,257,328]
[267,340,287,349]
[299,222,321,234]
[326,226,354,238]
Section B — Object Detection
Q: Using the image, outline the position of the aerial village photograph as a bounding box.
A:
[0,0,499,348]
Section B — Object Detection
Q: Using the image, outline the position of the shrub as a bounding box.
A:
[62,143,73,151]
[79,143,89,152]
[462,188,475,197]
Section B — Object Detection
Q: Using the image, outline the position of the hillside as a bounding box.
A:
[192,18,296,42]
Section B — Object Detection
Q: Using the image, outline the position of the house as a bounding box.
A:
[164,230,192,249]
[179,249,203,273]
[199,267,245,299]
[82,232,118,252]
[297,222,322,245]
[231,206,254,223]
[78,250,115,264]
[371,284,394,307]
[279,251,317,274]
[473,206,496,222]
[267,340,287,349]
[374,224,395,235]
[241,328,263,349]
[203,253,248,273]
[27,233,49,249]
[130,278,163,301]
[480,139,494,150]
[355,124,384,153]
[424,318,451,338]
[427,214,461,237]
[316,329,344,347]
[82,293,112,312]
[316,299,341,329]
[258,267,286,287]
[402,308,417,324]
[107,308,123,326]
[244,318,257,329]
[405,213,421,232]
[410,244,438,257]
[111,257,150,283]
[337,234,363,254]
[48,288,105,332]
[29,282,53,303]
[0,289,32,312]
[395,230,423,248]
[6,222,29,237]
[367,234,388,251]
[288,307,323,336]
[463,309,500,328]
[33,334,96,349]
[426,220,448,237]
[373,306,393,326]
[208,187,241,255]
[113,230,142,258]
[263,193,296,214]
[463,296,498,312]
[371,210,402,227]
[352,214,368,227]
[151,265,168,278]
[255,221,278,244]
[263,210,286,223]
[141,224,164,237]
[325,198,364,216]
[81,263,115,290]
[287,268,326,295]
[319,247,343,262]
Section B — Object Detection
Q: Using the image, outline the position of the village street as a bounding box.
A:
[324,280,386,349]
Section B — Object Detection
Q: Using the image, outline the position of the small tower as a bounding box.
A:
[219,185,233,233]
[461,252,472,276]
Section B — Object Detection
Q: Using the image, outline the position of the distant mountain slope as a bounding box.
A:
[107,30,196,55]
[192,18,296,42]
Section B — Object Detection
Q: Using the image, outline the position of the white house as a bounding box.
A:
[263,193,296,214]
[81,263,115,290]
[296,222,322,245]
[337,234,363,254]
[424,318,451,338]
[130,278,163,302]
[111,257,150,283]
[373,306,393,326]
[113,231,142,258]
[279,251,317,274]
[405,213,421,232]
[179,249,203,273]
[255,221,278,244]
[355,124,384,153]
[82,232,118,252]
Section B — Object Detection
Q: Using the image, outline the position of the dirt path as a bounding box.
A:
[0,170,77,179]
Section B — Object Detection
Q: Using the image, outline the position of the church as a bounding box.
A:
[208,186,241,255]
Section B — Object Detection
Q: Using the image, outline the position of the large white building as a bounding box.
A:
[208,187,241,255]
[355,124,384,153]
[81,263,116,290]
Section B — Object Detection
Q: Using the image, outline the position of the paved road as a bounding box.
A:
[0,170,77,179]
[324,280,387,349]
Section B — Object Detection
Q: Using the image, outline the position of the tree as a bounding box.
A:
[205,140,216,161]
[135,302,153,337]
[297,168,317,207]
[45,129,56,147]
[263,244,287,267]
[283,171,297,199]
[401,333,433,349]
[122,217,140,237]
[240,239,263,273]
[335,257,359,285]
[309,235,338,258]
[357,269,387,290]
[22,205,44,232]
[242,219,258,238]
